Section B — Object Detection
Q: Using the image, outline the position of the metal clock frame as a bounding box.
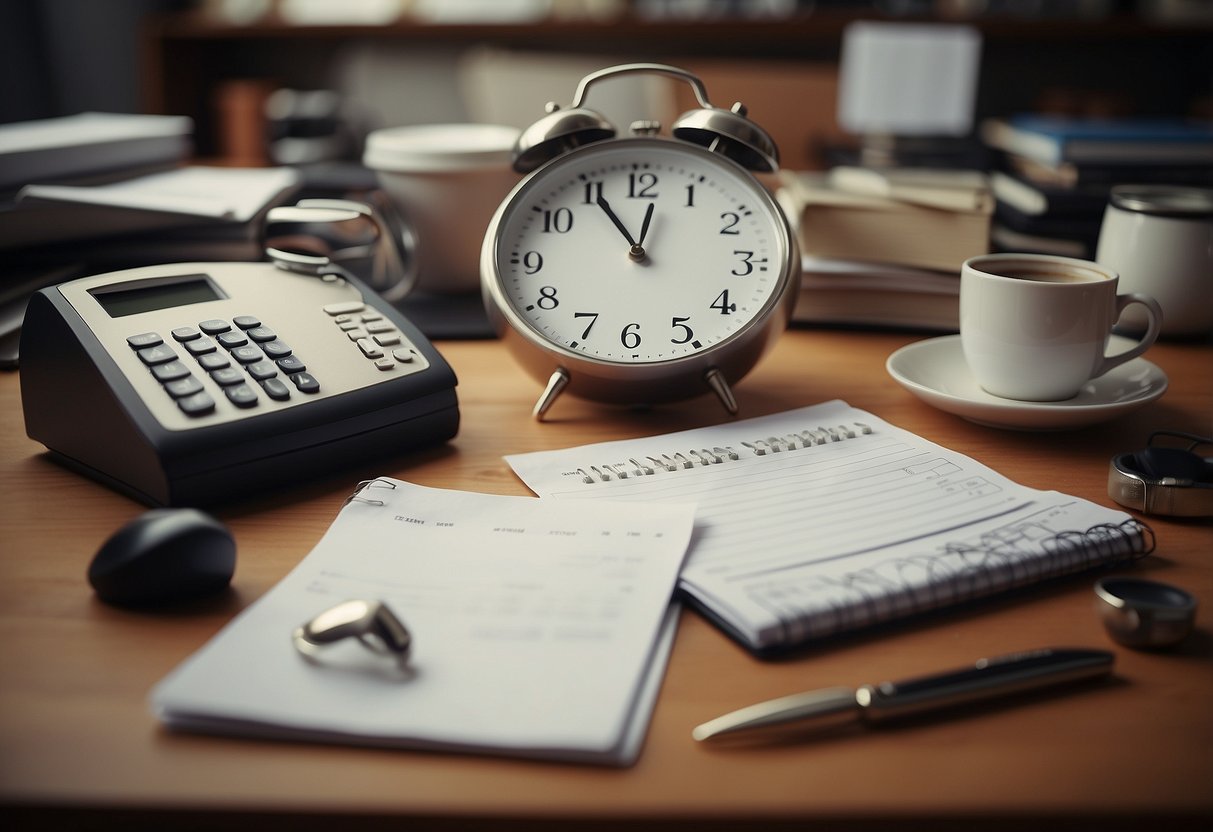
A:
[479,63,800,420]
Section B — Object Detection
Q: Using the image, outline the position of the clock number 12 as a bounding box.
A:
[628,172,658,199]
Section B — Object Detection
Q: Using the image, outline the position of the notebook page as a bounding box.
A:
[152,479,696,765]
[505,400,1142,651]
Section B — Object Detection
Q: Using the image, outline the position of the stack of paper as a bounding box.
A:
[0,112,192,191]
[152,480,696,766]
[4,165,299,253]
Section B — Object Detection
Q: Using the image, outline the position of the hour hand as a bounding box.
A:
[637,202,654,250]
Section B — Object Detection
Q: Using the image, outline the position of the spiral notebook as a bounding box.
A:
[506,400,1152,655]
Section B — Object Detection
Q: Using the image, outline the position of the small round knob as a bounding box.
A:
[630,120,662,136]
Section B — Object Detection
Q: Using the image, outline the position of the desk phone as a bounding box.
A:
[20,261,459,506]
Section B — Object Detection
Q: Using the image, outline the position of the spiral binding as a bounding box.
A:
[576,421,874,483]
[760,516,1155,644]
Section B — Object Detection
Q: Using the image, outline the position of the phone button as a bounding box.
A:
[277,356,306,374]
[151,360,191,383]
[224,383,259,408]
[261,378,291,401]
[290,372,320,394]
[136,344,177,366]
[127,332,163,349]
[178,391,216,416]
[323,301,366,316]
[210,367,245,386]
[164,376,204,398]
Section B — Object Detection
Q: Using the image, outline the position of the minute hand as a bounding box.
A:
[596,196,652,261]
[595,196,638,247]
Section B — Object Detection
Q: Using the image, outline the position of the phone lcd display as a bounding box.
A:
[89,275,227,318]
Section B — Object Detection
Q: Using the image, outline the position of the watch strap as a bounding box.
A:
[1108,452,1213,517]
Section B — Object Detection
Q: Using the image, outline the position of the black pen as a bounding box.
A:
[692,647,1114,742]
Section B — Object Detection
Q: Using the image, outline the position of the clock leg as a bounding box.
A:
[532,368,571,421]
[704,368,739,415]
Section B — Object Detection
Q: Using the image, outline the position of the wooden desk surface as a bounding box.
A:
[1,328,1210,830]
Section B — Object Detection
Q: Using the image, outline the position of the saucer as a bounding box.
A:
[886,335,1168,431]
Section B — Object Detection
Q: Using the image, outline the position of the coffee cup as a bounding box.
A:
[960,253,1163,401]
[364,123,520,295]
[1095,185,1213,338]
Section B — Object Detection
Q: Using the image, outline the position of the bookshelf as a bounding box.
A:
[141,9,1213,165]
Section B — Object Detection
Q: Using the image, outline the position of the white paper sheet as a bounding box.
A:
[152,480,697,766]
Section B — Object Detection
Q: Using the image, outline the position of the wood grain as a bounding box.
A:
[1,328,1210,829]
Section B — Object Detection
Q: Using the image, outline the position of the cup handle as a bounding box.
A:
[1096,292,1164,376]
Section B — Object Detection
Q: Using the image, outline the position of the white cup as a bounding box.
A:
[960,253,1163,401]
[364,123,520,294]
[1095,185,1213,338]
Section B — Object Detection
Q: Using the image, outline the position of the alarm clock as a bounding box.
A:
[480,63,800,420]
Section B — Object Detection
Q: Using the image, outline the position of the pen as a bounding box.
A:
[692,647,1114,742]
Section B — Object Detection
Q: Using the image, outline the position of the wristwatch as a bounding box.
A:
[1108,432,1213,517]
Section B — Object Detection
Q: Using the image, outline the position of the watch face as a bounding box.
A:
[487,138,791,365]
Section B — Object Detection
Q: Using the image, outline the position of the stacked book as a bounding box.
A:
[776,167,993,331]
[981,114,1213,258]
[2,112,300,260]
[1,112,299,367]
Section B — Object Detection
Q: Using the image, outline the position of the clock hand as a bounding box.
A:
[595,195,638,248]
[637,202,654,248]
[596,195,653,262]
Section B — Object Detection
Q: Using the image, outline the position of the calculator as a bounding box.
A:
[20,261,459,506]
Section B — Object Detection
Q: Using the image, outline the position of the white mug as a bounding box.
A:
[1096,185,1213,338]
[364,124,520,295]
[960,253,1163,401]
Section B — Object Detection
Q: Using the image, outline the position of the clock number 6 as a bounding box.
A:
[621,322,642,349]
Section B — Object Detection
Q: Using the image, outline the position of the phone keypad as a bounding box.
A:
[131,314,323,418]
[324,302,420,370]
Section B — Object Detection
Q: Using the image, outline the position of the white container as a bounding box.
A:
[1096,185,1213,338]
[365,123,520,294]
[960,253,1162,401]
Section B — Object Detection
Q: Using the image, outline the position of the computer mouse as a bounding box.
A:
[87,508,236,607]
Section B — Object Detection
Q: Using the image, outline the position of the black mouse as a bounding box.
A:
[87,508,236,607]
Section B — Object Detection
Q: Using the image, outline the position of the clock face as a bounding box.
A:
[487,138,791,366]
